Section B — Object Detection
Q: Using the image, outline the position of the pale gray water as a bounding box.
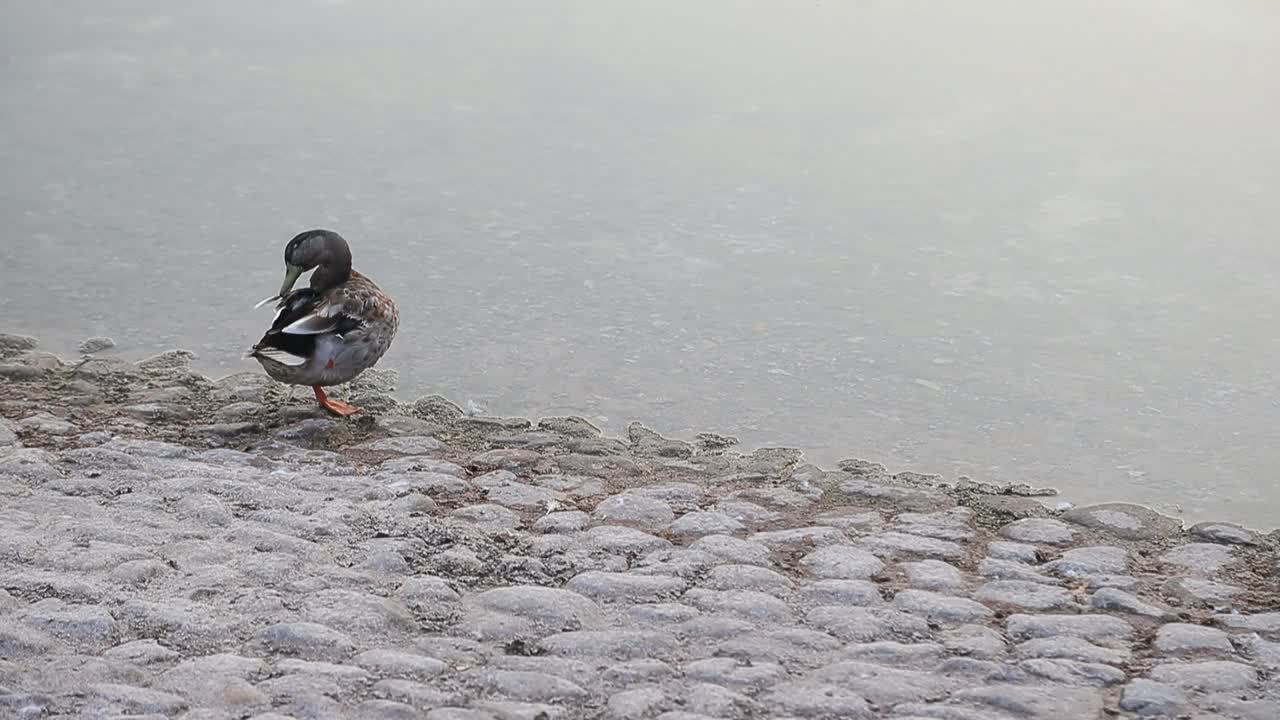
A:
[2,0,1278,528]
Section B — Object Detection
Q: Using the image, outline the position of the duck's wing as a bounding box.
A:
[277,284,372,337]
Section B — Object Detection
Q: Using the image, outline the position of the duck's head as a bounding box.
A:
[278,229,353,296]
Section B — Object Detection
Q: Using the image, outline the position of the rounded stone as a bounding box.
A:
[800,545,885,580]
[668,511,746,538]
[592,493,675,531]
[473,586,603,629]
[999,518,1076,546]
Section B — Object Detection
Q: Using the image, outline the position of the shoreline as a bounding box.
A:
[2,331,1278,718]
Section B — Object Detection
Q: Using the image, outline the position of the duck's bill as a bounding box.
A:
[254,294,281,309]
[280,264,304,297]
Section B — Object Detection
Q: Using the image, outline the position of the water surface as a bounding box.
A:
[3,0,1278,528]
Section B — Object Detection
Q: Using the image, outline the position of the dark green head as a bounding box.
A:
[278,229,353,296]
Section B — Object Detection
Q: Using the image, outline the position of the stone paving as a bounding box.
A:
[1,333,1278,719]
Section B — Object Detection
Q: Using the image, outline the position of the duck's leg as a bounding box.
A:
[313,385,361,417]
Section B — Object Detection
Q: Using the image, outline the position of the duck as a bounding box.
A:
[248,229,399,416]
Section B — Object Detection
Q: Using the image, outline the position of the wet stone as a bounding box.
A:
[812,660,954,706]
[1165,577,1242,605]
[999,518,1075,545]
[1235,634,1280,670]
[19,599,116,644]
[977,558,1056,584]
[681,682,757,718]
[942,624,1008,660]
[1214,612,1280,634]
[1148,660,1258,693]
[566,571,686,603]
[712,499,783,527]
[763,682,870,719]
[750,526,847,552]
[894,589,993,622]
[627,603,701,626]
[813,508,882,531]
[702,564,794,597]
[901,559,964,591]
[684,589,793,623]
[604,659,676,686]
[859,531,963,559]
[1160,543,1234,575]
[450,503,522,529]
[473,585,603,629]
[486,481,561,512]
[1089,587,1167,618]
[986,541,1040,564]
[689,535,772,566]
[82,683,188,715]
[1019,658,1126,686]
[1043,546,1129,578]
[975,580,1074,610]
[17,412,79,435]
[103,639,180,666]
[254,622,356,660]
[587,526,673,555]
[1155,623,1233,654]
[1190,521,1260,546]
[540,630,679,660]
[353,699,425,720]
[798,579,883,606]
[807,606,919,642]
[668,510,745,538]
[470,669,589,702]
[684,657,786,690]
[534,510,589,534]
[607,686,667,719]
[1016,636,1130,665]
[1006,613,1134,646]
[359,436,447,456]
[1120,679,1187,717]
[951,683,1104,720]
[1063,502,1181,541]
[799,545,884,579]
[673,615,755,641]
[843,640,944,667]
[355,650,447,679]
[592,492,675,531]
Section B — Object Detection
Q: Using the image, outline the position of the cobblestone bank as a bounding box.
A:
[1,333,1277,719]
